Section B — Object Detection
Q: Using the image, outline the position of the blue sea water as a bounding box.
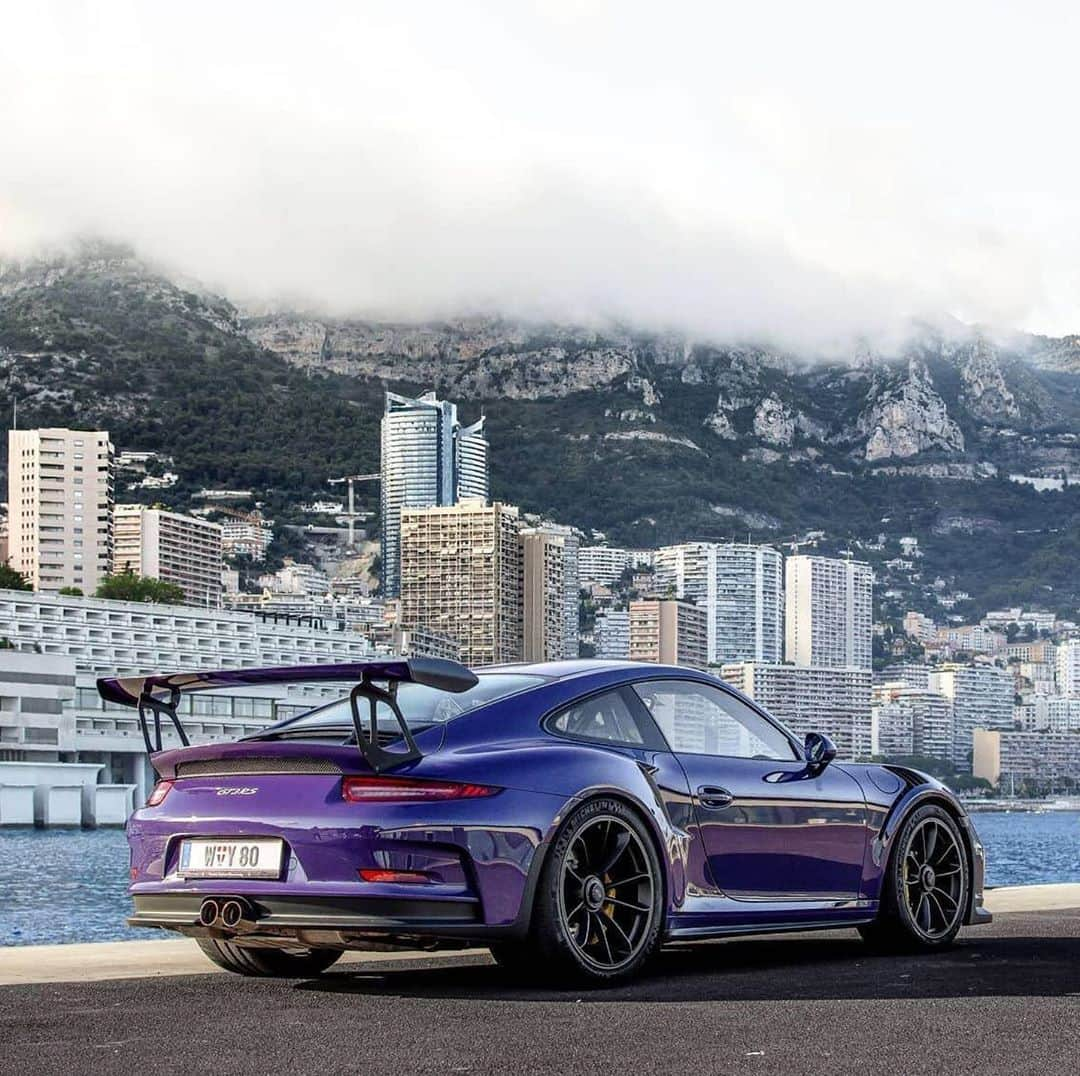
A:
[2,811,1079,946]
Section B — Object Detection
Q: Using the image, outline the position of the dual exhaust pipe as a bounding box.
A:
[199,897,253,930]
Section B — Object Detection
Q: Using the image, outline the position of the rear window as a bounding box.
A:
[256,673,545,737]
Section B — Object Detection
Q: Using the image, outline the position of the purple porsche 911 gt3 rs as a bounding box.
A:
[100,657,990,983]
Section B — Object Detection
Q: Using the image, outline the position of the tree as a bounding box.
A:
[95,570,185,605]
[0,564,32,591]
[58,586,84,597]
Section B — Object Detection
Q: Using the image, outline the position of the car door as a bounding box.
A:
[630,678,868,902]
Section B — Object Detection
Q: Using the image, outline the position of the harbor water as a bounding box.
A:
[2,811,1079,946]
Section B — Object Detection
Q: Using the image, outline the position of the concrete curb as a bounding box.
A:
[2,883,1077,987]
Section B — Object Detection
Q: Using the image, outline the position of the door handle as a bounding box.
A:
[697,785,734,809]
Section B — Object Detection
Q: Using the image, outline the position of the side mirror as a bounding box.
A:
[804,731,837,774]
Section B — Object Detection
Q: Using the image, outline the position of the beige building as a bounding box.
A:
[722,662,873,760]
[629,599,708,669]
[973,728,1080,788]
[7,428,114,592]
[785,555,872,669]
[113,505,224,606]
[521,526,580,662]
[399,500,523,666]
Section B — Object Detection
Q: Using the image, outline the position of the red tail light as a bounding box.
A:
[358,869,431,884]
[341,775,498,803]
[146,779,173,807]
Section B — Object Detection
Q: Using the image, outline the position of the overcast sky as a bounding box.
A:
[3,1,1079,350]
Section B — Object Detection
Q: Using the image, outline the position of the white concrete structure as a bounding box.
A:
[578,546,632,586]
[380,391,490,598]
[872,682,953,762]
[0,589,375,678]
[785,555,872,670]
[594,609,630,660]
[722,662,873,760]
[7,427,115,592]
[929,663,1015,770]
[82,783,136,826]
[654,542,783,665]
[113,505,223,606]
[973,728,1080,788]
[257,559,330,597]
[220,515,273,561]
[1058,640,1080,697]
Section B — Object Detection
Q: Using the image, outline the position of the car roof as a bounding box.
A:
[479,659,707,681]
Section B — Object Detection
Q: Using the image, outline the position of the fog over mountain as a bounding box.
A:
[4,2,1080,352]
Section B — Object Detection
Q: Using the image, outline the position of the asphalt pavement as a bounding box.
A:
[2,910,1079,1075]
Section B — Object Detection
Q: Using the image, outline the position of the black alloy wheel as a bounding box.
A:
[511,796,663,983]
[860,803,970,951]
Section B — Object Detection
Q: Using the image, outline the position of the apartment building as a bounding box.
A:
[871,682,953,762]
[722,662,873,760]
[594,608,630,660]
[380,391,489,598]
[220,515,273,561]
[399,500,522,666]
[629,599,707,670]
[929,663,1015,770]
[1014,695,1080,733]
[973,728,1080,788]
[113,505,223,606]
[1058,639,1080,697]
[785,555,872,669]
[653,542,783,665]
[521,525,579,661]
[7,428,114,592]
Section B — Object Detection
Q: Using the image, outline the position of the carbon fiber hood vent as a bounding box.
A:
[176,756,344,778]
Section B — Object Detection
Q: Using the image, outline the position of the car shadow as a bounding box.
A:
[296,920,1080,1003]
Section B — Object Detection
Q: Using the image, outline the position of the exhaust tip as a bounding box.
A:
[220,899,245,929]
[198,898,220,927]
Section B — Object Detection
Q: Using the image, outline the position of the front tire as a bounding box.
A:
[197,937,343,977]
[860,803,970,952]
[521,797,664,984]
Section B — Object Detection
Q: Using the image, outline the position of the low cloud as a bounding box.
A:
[3,1,1079,352]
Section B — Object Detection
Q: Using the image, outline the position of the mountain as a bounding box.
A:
[1,242,1079,618]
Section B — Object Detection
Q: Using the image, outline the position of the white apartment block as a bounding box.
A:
[875,663,932,690]
[1014,695,1080,733]
[0,588,376,678]
[654,542,783,666]
[722,662,873,760]
[929,663,1015,771]
[973,728,1080,788]
[902,610,937,642]
[113,505,223,607]
[872,682,953,762]
[578,546,632,586]
[935,624,1005,655]
[221,516,274,561]
[594,608,630,660]
[399,500,523,666]
[1057,640,1080,697]
[785,555,872,670]
[7,428,114,593]
[257,559,330,597]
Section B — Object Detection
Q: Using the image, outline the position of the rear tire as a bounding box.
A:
[197,937,343,978]
[860,804,970,952]
[521,797,664,985]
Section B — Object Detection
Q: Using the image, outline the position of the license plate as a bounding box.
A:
[179,838,284,879]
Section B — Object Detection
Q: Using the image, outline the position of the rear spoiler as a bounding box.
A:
[96,658,479,773]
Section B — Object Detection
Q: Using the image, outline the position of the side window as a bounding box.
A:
[548,689,648,747]
[633,680,797,761]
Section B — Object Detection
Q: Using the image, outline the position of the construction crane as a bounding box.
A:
[328,473,379,551]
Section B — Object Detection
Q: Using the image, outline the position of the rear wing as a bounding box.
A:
[96,658,479,773]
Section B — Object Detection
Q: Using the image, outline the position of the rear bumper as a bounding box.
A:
[131,891,482,932]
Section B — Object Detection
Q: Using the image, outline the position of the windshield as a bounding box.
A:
[253,672,546,738]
